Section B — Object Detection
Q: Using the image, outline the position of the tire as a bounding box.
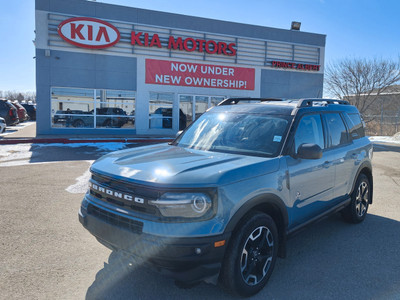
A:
[103,119,112,127]
[72,119,85,128]
[342,174,370,223]
[220,212,278,297]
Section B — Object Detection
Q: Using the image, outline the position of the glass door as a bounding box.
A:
[178,95,193,130]
[195,96,209,120]
[179,94,227,130]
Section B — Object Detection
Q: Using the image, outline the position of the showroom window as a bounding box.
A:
[51,87,135,129]
[149,92,174,129]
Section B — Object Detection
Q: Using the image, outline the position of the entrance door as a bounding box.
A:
[179,95,193,129]
[178,95,226,130]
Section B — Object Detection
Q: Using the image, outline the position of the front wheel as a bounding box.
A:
[72,119,85,128]
[220,212,278,297]
[342,174,371,223]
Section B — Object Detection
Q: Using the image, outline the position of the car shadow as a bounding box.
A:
[85,213,400,299]
[25,143,159,163]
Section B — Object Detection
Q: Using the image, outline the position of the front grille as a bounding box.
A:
[87,204,143,234]
[90,172,160,216]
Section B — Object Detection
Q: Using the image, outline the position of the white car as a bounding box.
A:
[0,117,6,133]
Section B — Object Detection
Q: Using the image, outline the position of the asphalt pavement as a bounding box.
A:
[0,142,399,299]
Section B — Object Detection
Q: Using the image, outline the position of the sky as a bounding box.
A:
[0,0,399,93]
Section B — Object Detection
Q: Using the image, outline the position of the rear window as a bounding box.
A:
[343,113,365,140]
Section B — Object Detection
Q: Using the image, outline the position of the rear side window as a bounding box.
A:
[294,114,325,153]
[343,113,365,140]
[324,113,349,147]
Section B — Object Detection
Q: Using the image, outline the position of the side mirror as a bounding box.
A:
[297,143,322,159]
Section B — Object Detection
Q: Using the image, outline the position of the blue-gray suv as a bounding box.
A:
[79,98,373,297]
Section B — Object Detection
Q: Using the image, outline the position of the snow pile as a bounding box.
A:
[369,136,400,144]
[0,144,34,166]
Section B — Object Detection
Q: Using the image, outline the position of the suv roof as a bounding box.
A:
[216,97,358,116]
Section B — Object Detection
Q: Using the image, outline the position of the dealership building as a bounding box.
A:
[35,0,326,136]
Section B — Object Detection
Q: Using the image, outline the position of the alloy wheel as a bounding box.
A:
[240,226,274,286]
[355,181,369,217]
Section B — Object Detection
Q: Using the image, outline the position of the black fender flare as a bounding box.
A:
[224,193,289,258]
[350,160,373,204]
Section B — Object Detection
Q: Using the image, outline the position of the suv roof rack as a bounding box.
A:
[296,98,349,108]
[218,98,284,106]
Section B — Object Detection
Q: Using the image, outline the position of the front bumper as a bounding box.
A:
[79,203,230,283]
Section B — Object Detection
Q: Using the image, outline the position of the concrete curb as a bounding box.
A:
[0,138,174,145]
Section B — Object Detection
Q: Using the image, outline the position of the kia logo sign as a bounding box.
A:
[57,17,120,49]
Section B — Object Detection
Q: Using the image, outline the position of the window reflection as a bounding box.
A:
[149,92,174,129]
[51,87,135,129]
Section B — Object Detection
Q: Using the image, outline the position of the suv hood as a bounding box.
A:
[91,143,280,187]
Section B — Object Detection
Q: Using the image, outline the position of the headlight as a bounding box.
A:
[150,192,212,218]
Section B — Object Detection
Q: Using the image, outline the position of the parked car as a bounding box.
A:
[53,109,87,125]
[12,102,29,122]
[53,108,129,128]
[21,104,36,121]
[79,98,373,296]
[0,117,6,133]
[95,107,130,127]
[0,100,19,125]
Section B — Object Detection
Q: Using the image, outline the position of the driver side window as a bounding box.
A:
[294,114,324,153]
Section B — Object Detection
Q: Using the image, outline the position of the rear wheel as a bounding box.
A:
[220,212,278,297]
[342,174,370,223]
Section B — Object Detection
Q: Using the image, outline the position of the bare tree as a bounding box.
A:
[1,90,36,102]
[324,57,400,116]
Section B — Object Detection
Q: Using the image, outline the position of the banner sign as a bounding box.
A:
[145,59,255,90]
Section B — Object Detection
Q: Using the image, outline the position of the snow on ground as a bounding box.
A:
[0,143,33,166]
[369,136,400,144]
[0,142,130,193]
[66,167,91,194]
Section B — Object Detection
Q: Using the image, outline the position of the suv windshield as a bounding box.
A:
[175,111,291,157]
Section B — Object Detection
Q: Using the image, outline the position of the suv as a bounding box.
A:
[0,100,19,125]
[79,98,373,297]
[12,102,29,122]
[21,103,36,121]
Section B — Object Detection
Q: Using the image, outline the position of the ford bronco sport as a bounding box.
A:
[79,98,373,297]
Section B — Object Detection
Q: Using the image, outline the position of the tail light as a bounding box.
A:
[9,110,13,117]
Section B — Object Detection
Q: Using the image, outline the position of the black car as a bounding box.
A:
[0,100,19,125]
[53,108,130,128]
[21,104,36,121]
